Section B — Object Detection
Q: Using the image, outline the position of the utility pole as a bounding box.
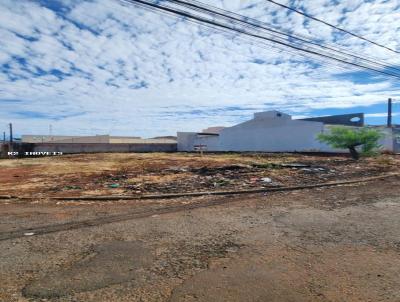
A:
[387,98,392,127]
[2,131,5,144]
[9,123,13,144]
[387,98,392,128]
[8,123,13,152]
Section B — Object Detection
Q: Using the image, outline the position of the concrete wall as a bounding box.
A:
[32,143,177,153]
[219,118,328,152]
[375,127,400,153]
[177,111,398,153]
[22,135,71,143]
[22,135,176,145]
[109,138,176,144]
[178,111,335,152]
[0,143,9,158]
[1,143,35,158]
[393,128,400,153]
[49,135,110,143]
[218,123,395,153]
[375,127,394,152]
[21,135,110,143]
[195,135,220,151]
[177,132,220,151]
[177,132,198,151]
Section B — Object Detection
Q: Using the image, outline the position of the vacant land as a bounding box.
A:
[0,153,399,301]
[0,152,398,197]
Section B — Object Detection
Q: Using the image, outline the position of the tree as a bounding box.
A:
[317,126,382,160]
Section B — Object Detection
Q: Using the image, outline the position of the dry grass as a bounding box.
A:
[0,152,398,197]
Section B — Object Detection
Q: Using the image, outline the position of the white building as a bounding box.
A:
[178,110,399,153]
[21,135,176,144]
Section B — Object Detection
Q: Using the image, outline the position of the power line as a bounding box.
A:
[127,0,400,79]
[101,1,340,83]
[124,0,388,80]
[119,1,394,79]
[264,0,400,54]
[123,2,397,76]
[166,0,400,73]
[120,0,400,80]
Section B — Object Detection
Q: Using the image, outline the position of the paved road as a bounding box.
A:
[1,177,400,301]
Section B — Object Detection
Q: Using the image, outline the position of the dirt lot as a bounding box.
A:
[0,153,400,301]
[0,152,398,197]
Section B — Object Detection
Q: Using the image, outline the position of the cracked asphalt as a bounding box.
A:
[1,176,400,301]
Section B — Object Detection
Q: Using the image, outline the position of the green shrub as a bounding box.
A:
[317,126,382,160]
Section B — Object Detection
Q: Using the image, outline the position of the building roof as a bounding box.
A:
[300,113,364,127]
[253,110,291,120]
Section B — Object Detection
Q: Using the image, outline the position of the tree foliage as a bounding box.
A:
[317,126,382,160]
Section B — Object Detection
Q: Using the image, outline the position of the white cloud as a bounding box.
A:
[0,0,400,137]
[365,112,399,118]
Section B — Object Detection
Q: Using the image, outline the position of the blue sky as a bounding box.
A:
[1,0,400,138]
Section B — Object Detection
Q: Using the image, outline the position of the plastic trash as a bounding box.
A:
[261,177,272,183]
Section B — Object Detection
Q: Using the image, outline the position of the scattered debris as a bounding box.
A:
[261,177,272,183]
[193,164,252,175]
[301,167,328,173]
[64,185,82,190]
[1,153,397,197]
[280,163,311,168]
[166,167,189,173]
[252,163,281,169]
[108,184,120,189]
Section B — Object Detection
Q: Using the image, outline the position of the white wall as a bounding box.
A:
[109,138,176,144]
[218,118,328,152]
[177,132,197,151]
[177,132,220,151]
[376,127,394,152]
[177,111,396,153]
[393,128,400,153]
[177,112,330,152]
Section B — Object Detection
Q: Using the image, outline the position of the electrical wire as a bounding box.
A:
[264,0,400,54]
[119,0,400,80]
[167,0,400,73]
[121,0,397,80]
